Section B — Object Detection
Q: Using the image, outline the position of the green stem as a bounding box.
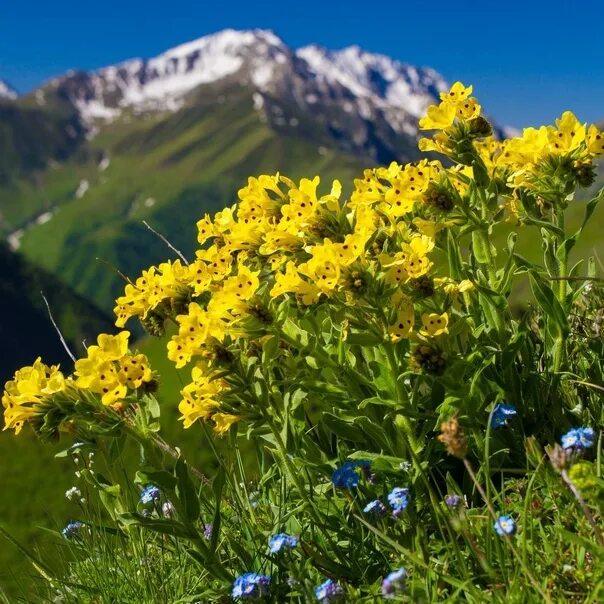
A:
[552,208,567,374]
[463,458,551,601]
[382,340,420,453]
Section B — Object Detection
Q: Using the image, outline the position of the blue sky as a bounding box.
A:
[0,0,602,128]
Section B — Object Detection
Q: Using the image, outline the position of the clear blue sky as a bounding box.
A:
[0,0,602,128]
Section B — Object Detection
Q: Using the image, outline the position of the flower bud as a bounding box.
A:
[438,418,468,458]
[411,345,447,375]
[468,116,493,138]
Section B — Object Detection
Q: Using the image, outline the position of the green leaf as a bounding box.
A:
[135,469,177,492]
[344,331,383,346]
[209,467,225,554]
[446,230,463,280]
[322,413,367,443]
[175,457,201,525]
[527,270,569,338]
[471,230,491,264]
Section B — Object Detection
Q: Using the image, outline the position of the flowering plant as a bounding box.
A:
[3,83,604,602]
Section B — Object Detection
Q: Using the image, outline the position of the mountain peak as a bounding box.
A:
[297,44,447,118]
[53,28,293,120]
[40,28,454,161]
[0,80,18,101]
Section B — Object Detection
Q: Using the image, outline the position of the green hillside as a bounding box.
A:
[0,243,114,382]
[2,85,364,313]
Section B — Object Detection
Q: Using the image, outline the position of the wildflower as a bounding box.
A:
[65,487,81,501]
[231,573,271,600]
[62,521,84,540]
[2,358,66,434]
[363,499,386,516]
[212,412,240,435]
[438,418,468,458]
[331,460,370,489]
[387,487,410,517]
[203,523,213,539]
[314,578,344,602]
[162,501,175,517]
[140,485,160,505]
[268,533,298,554]
[561,427,595,450]
[420,312,449,337]
[490,404,518,428]
[445,494,463,509]
[381,568,407,598]
[494,515,516,536]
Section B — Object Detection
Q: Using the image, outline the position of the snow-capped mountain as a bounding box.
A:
[0,80,18,101]
[43,29,448,161]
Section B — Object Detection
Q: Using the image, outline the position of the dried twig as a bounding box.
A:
[142,220,189,265]
[40,291,76,362]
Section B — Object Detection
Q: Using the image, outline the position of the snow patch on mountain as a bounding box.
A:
[65,29,290,121]
[56,28,447,133]
[0,80,18,101]
[297,45,446,118]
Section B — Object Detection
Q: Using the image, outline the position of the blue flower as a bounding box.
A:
[561,427,595,450]
[445,494,462,509]
[381,568,407,597]
[232,572,271,599]
[494,515,516,536]
[268,533,298,554]
[387,487,410,517]
[140,484,161,505]
[314,578,344,602]
[490,404,517,428]
[203,523,213,540]
[363,499,386,516]
[62,521,84,540]
[331,460,370,489]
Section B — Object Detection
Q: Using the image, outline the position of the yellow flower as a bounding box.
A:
[119,354,153,389]
[418,132,452,155]
[440,82,473,103]
[419,101,456,130]
[208,264,260,320]
[549,111,586,154]
[2,358,66,434]
[586,124,604,156]
[270,261,321,304]
[97,331,130,361]
[420,312,449,337]
[389,297,415,342]
[196,214,218,245]
[259,228,302,256]
[178,366,228,429]
[213,412,240,435]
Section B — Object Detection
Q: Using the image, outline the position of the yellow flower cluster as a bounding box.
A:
[2,358,66,434]
[179,366,238,433]
[74,331,153,407]
[419,82,481,130]
[2,332,154,434]
[10,81,596,438]
[418,82,604,198]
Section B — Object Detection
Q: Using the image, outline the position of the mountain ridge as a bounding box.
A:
[42,29,447,127]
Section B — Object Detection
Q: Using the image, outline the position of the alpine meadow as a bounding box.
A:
[1,24,603,604]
